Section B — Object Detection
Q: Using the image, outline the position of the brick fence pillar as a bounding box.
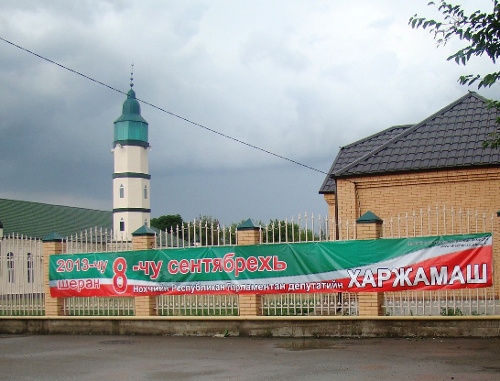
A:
[356,212,384,317]
[236,219,262,316]
[131,225,156,316]
[43,232,65,316]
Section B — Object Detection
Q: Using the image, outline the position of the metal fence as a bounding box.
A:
[0,234,44,316]
[380,207,499,316]
[61,228,135,316]
[383,289,498,316]
[335,207,496,241]
[382,207,495,239]
[262,292,358,316]
[260,208,498,317]
[154,213,343,316]
[155,213,332,248]
[63,296,135,316]
[1,208,497,317]
[156,294,239,316]
[63,227,132,254]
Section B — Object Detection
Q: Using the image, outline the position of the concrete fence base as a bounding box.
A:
[2,316,500,338]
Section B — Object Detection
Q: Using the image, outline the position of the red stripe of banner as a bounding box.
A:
[337,246,492,293]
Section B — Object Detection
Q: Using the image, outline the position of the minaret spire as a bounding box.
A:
[130,63,134,89]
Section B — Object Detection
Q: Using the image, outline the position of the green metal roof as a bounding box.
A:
[114,89,148,124]
[132,224,156,236]
[0,198,112,238]
[114,87,149,146]
[356,211,383,224]
[237,218,259,230]
[43,232,65,242]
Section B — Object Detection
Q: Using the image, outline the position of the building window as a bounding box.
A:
[27,253,34,283]
[7,252,14,283]
[144,185,148,200]
[120,218,125,232]
[119,184,125,199]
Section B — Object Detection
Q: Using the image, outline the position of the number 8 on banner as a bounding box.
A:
[112,257,128,294]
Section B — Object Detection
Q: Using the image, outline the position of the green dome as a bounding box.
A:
[123,89,140,114]
[113,85,149,146]
[114,88,148,124]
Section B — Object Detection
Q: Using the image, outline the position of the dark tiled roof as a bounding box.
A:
[0,198,112,238]
[320,92,500,193]
[319,125,413,193]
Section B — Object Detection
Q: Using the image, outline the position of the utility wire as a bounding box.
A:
[0,36,328,175]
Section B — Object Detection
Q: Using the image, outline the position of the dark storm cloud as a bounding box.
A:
[0,0,498,224]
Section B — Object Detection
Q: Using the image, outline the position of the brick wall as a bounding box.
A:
[328,167,500,223]
[324,166,500,293]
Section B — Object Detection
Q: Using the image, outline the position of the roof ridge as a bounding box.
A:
[0,197,109,213]
[333,92,485,177]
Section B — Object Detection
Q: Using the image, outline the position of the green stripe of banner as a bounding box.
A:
[50,233,491,284]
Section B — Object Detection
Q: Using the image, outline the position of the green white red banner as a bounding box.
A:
[49,233,493,297]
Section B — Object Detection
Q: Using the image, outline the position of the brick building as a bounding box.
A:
[319,92,500,238]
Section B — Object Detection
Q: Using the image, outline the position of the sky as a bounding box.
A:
[0,0,499,226]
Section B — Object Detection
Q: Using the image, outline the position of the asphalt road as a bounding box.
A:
[0,335,499,380]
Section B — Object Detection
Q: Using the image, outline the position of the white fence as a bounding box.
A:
[0,234,44,316]
[382,207,495,239]
[154,208,492,247]
[384,289,498,316]
[61,228,134,316]
[155,213,331,248]
[63,227,132,254]
[154,213,337,316]
[335,207,496,241]
[156,294,239,316]
[262,293,358,316]
[379,208,498,316]
[1,208,498,317]
[63,296,135,316]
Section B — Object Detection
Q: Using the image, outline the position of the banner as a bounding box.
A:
[49,233,492,297]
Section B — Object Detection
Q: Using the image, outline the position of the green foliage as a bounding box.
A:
[483,99,500,148]
[264,219,321,242]
[440,307,463,316]
[264,219,299,242]
[150,214,183,232]
[409,1,500,147]
[185,215,223,246]
[409,1,500,87]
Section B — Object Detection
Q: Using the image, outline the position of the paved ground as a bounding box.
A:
[0,335,499,380]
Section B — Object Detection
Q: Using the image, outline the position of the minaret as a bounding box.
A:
[112,69,151,239]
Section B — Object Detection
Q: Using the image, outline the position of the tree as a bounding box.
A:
[150,214,183,232]
[263,219,320,243]
[409,1,500,147]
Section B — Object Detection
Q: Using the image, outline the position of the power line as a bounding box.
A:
[0,36,328,175]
